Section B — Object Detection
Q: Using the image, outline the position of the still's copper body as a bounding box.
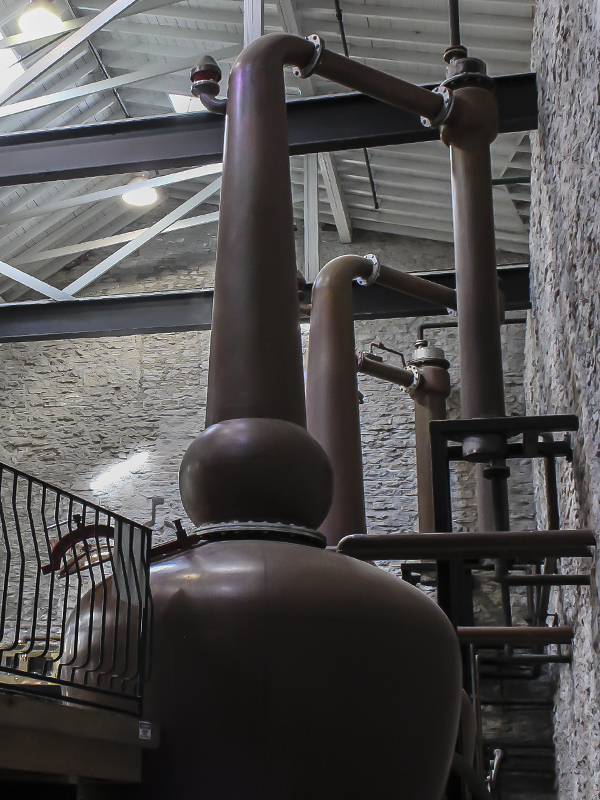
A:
[138,32,463,800]
[143,540,461,799]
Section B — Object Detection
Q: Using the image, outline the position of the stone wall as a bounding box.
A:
[530,1,600,797]
[0,228,533,545]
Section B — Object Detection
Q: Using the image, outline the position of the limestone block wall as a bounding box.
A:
[529,1,600,797]
[0,229,533,545]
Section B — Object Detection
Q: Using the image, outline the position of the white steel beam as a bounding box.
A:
[0,0,183,50]
[244,0,264,46]
[276,0,301,36]
[1,165,223,223]
[303,154,320,282]
[0,206,150,298]
[93,37,240,62]
[13,211,220,266]
[318,153,352,244]
[0,261,73,301]
[65,179,222,295]
[0,0,140,105]
[276,0,352,243]
[0,56,200,120]
[0,21,82,51]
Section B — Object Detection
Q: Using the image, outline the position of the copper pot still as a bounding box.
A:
[140,33,462,799]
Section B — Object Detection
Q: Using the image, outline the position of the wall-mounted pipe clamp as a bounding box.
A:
[293,34,325,79]
[420,85,454,128]
[355,253,380,286]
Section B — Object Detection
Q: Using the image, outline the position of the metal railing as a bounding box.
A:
[0,461,152,715]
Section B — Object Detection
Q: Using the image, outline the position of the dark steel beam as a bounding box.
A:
[336,529,596,561]
[0,265,530,343]
[0,73,537,186]
[0,290,214,342]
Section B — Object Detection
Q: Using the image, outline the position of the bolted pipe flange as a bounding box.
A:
[400,365,421,394]
[411,339,451,370]
[439,56,495,93]
[443,44,469,63]
[482,464,511,481]
[293,34,325,79]
[421,85,454,128]
[355,253,380,286]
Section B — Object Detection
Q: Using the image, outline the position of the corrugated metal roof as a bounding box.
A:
[0,0,532,300]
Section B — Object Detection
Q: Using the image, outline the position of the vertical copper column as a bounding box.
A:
[306,255,375,545]
[410,342,451,533]
[441,61,512,632]
[206,35,314,427]
[180,34,334,530]
[441,72,505,460]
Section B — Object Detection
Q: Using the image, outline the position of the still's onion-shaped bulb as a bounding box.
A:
[19,0,63,37]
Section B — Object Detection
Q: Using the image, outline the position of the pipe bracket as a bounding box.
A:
[355,253,380,286]
[293,34,325,79]
[420,85,454,128]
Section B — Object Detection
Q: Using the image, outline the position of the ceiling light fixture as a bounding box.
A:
[90,452,149,491]
[19,0,64,37]
[122,173,159,207]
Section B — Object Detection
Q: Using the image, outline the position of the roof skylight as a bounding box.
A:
[169,94,206,114]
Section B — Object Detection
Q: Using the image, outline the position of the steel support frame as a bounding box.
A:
[429,414,579,626]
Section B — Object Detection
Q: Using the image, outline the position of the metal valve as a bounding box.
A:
[190,55,222,95]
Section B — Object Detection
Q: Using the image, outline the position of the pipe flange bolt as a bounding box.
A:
[293,34,325,79]
[356,253,380,286]
[400,365,421,394]
[420,85,454,128]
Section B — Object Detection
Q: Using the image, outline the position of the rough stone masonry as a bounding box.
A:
[529,0,600,797]
[0,228,532,544]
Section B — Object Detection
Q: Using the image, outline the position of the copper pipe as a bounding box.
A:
[356,350,415,387]
[315,47,444,121]
[307,256,453,545]
[337,530,596,560]
[411,364,451,531]
[456,626,573,646]
[193,83,227,114]
[441,85,505,460]
[376,264,457,311]
[306,255,374,545]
